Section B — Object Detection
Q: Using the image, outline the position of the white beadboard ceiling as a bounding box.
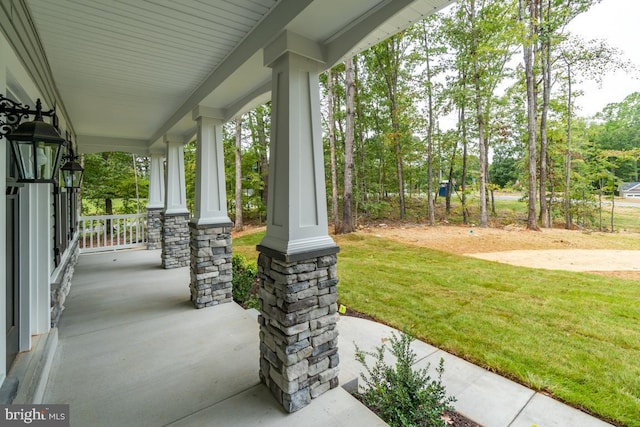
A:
[26,0,453,154]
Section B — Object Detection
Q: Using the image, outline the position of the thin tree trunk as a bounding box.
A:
[354,58,366,222]
[234,117,243,231]
[564,59,573,229]
[460,105,469,225]
[327,68,339,231]
[132,154,141,214]
[520,0,539,230]
[251,107,269,213]
[423,22,436,226]
[610,174,615,232]
[539,0,550,227]
[598,178,603,231]
[342,57,356,233]
[470,0,487,227]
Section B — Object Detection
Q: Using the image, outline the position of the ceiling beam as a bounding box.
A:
[77,135,149,155]
[148,0,314,145]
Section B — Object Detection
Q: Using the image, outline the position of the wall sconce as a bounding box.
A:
[61,144,84,190]
[0,94,66,183]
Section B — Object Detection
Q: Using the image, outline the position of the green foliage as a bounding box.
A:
[231,255,259,310]
[355,332,455,427]
[82,152,148,215]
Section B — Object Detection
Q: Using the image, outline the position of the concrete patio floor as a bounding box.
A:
[42,249,614,427]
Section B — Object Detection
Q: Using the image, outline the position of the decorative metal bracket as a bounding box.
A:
[0,95,59,139]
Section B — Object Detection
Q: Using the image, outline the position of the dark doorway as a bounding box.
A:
[6,191,20,372]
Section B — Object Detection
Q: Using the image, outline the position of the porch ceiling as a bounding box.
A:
[26,0,452,155]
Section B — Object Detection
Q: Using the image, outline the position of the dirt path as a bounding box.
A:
[362,224,640,279]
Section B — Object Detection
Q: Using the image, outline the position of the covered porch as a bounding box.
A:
[34,246,614,427]
[42,248,385,426]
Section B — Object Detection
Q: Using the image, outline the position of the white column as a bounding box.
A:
[0,58,7,383]
[191,110,231,225]
[29,184,51,335]
[259,32,336,256]
[147,152,165,209]
[164,137,189,215]
[0,105,6,385]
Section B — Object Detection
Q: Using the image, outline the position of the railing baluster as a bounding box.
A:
[79,213,148,253]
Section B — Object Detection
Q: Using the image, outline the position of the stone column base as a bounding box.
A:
[189,222,233,308]
[147,207,163,250]
[257,247,340,413]
[161,212,190,269]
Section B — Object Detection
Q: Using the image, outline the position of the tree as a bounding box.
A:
[368,33,411,219]
[519,0,540,230]
[443,0,518,227]
[326,67,340,230]
[593,92,640,182]
[248,104,270,219]
[421,19,438,225]
[82,151,148,215]
[234,117,243,231]
[341,57,356,233]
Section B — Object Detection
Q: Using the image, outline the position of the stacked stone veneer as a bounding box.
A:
[257,250,340,413]
[51,240,80,327]
[189,223,233,308]
[161,212,190,269]
[147,208,163,250]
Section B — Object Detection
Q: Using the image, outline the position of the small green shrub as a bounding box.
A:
[231,255,259,310]
[355,331,455,427]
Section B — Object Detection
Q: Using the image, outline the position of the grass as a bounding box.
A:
[233,230,640,427]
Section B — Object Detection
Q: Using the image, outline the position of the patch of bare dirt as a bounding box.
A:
[362,224,640,280]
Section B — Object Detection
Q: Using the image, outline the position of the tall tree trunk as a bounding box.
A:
[354,58,367,221]
[564,58,573,229]
[445,146,457,216]
[327,68,339,231]
[423,22,436,226]
[520,0,539,230]
[132,154,141,214]
[392,101,406,220]
[234,117,243,232]
[460,105,469,225]
[470,0,488,227]
[341,57,356,233]
[251,107,269,213]
[538,0,550,227]
[102,152,113,233]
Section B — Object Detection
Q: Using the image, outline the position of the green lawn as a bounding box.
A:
[234,230,640,427]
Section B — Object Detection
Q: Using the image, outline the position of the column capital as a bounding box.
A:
[264,30,326,68]
[163,134,189,145]
[192,105,225,122]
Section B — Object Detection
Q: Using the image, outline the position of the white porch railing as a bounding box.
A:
[79,214,147,253]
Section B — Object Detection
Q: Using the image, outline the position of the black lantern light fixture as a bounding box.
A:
[60,143,84,190]
[0,94,66,183]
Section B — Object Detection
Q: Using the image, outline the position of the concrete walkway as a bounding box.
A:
[43,249,613,427]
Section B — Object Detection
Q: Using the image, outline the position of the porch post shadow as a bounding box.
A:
[257,31,340,413]
[188,109,233,308]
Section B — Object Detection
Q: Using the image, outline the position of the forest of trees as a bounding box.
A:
[82,0,639,233]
